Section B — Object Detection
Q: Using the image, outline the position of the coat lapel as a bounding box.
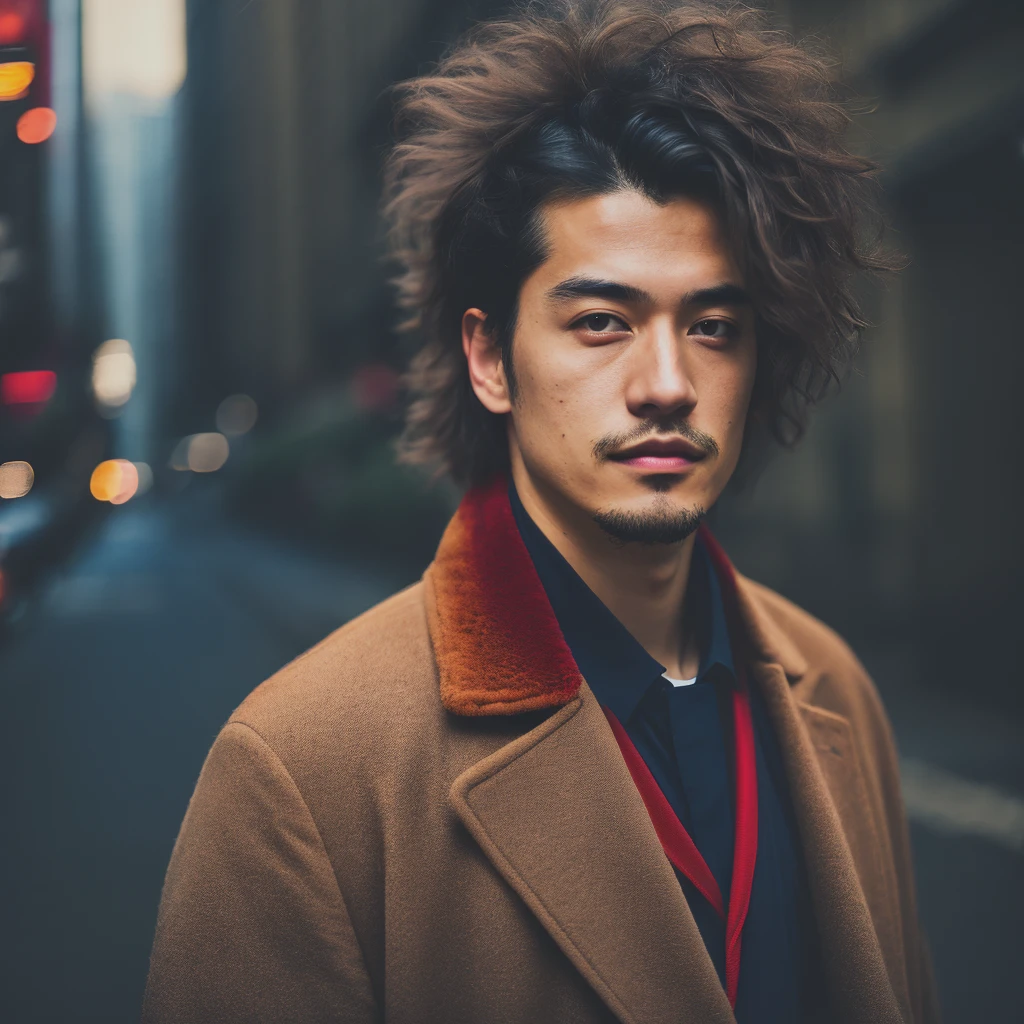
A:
[732,576,910,1024]
[449,685,734,1024]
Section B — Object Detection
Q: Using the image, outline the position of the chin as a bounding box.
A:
[591,491,707,546]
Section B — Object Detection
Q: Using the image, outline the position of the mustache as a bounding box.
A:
[592,420,720,461]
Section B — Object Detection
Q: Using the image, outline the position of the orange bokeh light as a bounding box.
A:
[17,106,56,144]
[0,60,33,100]
[110,461,139,505]
[90,459,139,504]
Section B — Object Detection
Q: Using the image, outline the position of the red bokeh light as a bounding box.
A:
[0,11,26,45]
[16,106,56,144]
[351,364,401,412]
[1,370,57,405]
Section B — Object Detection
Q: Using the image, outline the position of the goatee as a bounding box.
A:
[592,497,706,546]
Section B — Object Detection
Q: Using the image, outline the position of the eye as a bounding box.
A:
[690,318,735,340]
[572,312,630,334]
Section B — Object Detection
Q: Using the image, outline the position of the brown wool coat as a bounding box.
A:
[143,483,940,1024]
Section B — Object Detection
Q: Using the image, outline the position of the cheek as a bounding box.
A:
[513,335,615,443]
[695,349,757,457]
[724,368,757,432]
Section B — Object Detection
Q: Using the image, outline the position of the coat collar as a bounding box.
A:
[425,476,806,717]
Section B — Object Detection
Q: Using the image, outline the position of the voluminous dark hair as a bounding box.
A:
[384,0,894,486]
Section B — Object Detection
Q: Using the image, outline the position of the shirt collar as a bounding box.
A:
[692,536,735,681]
[509,482,735,726]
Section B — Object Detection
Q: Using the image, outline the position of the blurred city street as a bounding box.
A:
[1,0,1022,1019]
[0,493,1021,1023]
[0,493,412,1023]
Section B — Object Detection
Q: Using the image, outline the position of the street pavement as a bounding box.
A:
[0,498,1020,1023]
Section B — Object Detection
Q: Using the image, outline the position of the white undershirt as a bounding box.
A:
[662,672,697,687]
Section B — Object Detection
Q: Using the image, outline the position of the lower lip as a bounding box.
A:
[616,455,700,471]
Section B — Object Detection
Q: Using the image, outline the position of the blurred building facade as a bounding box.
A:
[177,0,502,426]
[177,0,1024,707]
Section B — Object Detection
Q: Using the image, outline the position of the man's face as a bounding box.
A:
[471,189,758,544]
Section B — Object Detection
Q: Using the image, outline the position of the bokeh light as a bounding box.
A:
[0,460,34,499]
[91,339,136,412]
[170,433,231,473]
[90,459,139,504]
[186,433,229,473]
[0,370,56,405]
[110,462,139,504]
[215,394,258,437]
[0,61,34,100]
[0,12,26,46]
[90,460,120,502]
[83,0,187,105]
[168,437,189,472]
[350,363,400,412]
[16,107,57,144]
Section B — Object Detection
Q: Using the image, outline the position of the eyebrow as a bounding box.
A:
[548,277,653,305]
[546,277,752,309]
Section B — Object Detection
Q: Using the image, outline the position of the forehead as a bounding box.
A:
[529,189,740,294]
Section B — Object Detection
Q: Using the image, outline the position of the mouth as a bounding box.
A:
[607,436,709,473]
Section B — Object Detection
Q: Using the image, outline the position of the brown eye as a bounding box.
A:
[576,313,628,333]
[691,319,732,339]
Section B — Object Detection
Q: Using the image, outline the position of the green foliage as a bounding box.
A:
[228,392,459,565]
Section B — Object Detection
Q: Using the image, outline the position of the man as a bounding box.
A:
[144,2,939,1022]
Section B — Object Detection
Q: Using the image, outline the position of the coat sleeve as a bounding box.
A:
[142,721,378,1024]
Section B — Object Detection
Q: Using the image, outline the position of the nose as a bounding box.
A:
[624,319,697,420]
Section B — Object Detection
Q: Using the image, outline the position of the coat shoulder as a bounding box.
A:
[739,576,889,727]
[739,574,907,820]
[228,579,438,749]
[744,577,864,674]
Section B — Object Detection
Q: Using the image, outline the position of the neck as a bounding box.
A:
[511,463,700,679]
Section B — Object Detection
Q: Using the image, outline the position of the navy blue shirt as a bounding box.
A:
[509,485,822,1023]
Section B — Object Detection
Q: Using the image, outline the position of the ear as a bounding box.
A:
[462,308,512,414]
